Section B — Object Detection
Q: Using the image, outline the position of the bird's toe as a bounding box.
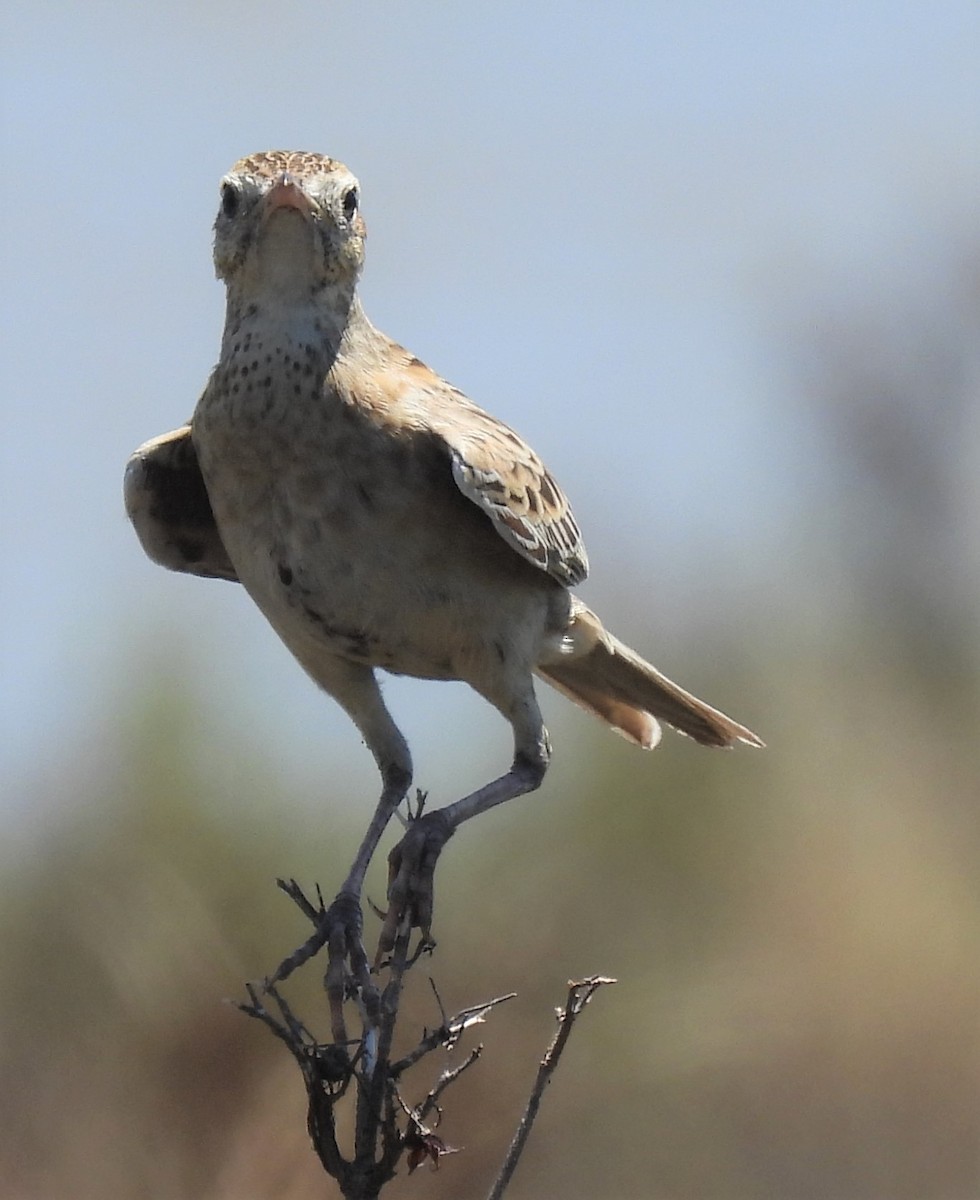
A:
[375,811,455,965]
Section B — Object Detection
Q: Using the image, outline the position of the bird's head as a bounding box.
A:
[213,150,365,300]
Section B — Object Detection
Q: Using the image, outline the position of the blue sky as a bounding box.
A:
[3,1,978,832]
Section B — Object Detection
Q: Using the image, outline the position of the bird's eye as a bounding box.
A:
[220,182,240,218]
[342,187,358,220]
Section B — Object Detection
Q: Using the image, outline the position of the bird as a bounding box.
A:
[125,149,762,974]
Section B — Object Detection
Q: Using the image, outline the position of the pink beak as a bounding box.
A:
[265,172,315,216]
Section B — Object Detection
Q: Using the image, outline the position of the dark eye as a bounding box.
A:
[220,182,240,218]
[342,187,358,220]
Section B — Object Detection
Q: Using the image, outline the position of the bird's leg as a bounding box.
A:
[317,759,412,1045]
[376,692,550,963]
[299,674,413,1049]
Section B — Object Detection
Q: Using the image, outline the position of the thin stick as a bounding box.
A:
[390,992,516,1077]
[485,975,616,1200]
[416,1044,483,1124]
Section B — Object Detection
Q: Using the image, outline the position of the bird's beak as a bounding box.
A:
[264,172,317,218]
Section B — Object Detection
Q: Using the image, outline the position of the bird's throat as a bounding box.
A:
[254,211,318,300]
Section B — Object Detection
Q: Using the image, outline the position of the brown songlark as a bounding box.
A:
[126,150,762,971]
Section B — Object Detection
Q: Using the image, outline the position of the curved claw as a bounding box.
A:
[375,811,455,965]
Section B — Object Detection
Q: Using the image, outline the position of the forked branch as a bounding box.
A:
[486,976,618,1200]
[236,878,614,1199]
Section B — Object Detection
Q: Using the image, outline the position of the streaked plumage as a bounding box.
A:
[125,150,762,956]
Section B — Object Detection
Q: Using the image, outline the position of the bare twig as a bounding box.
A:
[237,872,614,1198]
[391,991,517,1077]
[264,878,331,986]
[352,906,413,1180]
[415,1044,483,1124]
[237,876,528,1199]
[486,975,617,1200]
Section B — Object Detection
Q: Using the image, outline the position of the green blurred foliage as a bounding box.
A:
[4,288,980,1198]
[4,621,979,1198]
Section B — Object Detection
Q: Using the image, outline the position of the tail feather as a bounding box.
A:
[537,603,763,751]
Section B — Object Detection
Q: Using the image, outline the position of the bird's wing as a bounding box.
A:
[431,397,589,587]
[124,424,239,582]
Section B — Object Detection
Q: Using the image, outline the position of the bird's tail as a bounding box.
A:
[536,601,763,750]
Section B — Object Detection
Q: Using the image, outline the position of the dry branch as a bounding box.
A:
[487,976,617,1200]
[236,878,614,1199]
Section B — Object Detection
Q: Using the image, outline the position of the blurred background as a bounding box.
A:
[4,2,980,1196]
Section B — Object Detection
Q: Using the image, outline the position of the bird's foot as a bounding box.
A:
[260,882,379,1056]
[375,810,456,966]
[319,890,380,1048]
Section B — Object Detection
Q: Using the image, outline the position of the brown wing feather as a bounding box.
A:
[442,407,588,587]
[124,425,238,582]
[334,343,589,586]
